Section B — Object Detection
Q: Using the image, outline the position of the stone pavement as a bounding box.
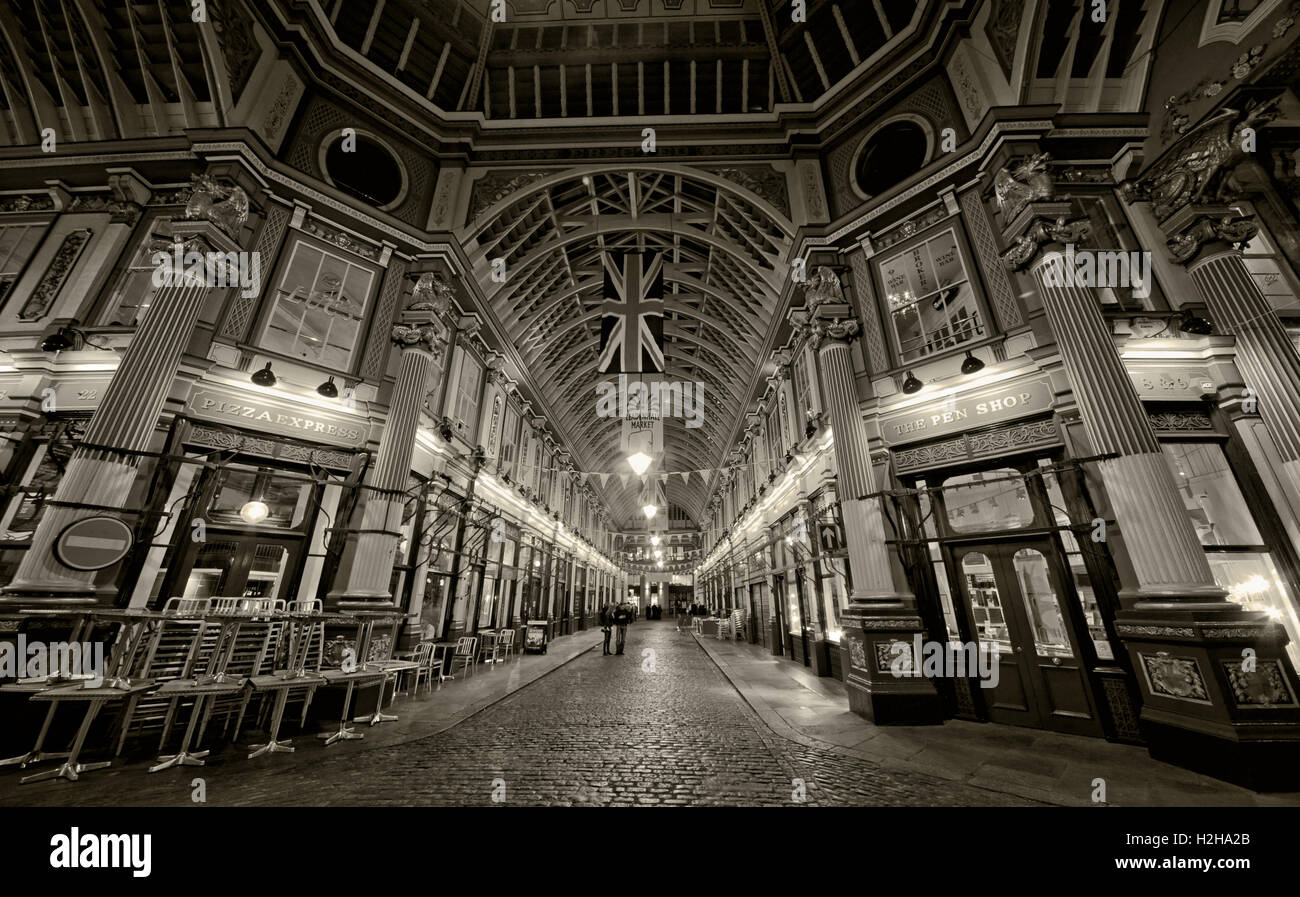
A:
[694,630,1300,807]
[0,620,1034,806]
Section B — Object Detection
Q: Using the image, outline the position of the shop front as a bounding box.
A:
[878,374,1132,740]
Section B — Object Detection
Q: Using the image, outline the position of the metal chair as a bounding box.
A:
[495,628,516,662]
[245,601,326,758]
[407,642,441,696]
[448,636,478,677]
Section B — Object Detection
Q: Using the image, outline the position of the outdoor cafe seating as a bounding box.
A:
[0,604,527,783]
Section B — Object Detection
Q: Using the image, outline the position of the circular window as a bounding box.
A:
[854,119,930,198]
[320,130,407,209]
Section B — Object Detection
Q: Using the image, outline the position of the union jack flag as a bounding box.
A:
[597,252,664,374]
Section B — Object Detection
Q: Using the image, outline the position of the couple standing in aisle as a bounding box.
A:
[600,602,634,655]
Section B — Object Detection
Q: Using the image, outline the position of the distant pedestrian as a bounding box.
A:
[612,602,633,655]
[599,603,614,655]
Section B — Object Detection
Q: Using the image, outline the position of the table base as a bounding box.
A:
[0,750,69,768]
[353,710,398,726]
[21,759,111,784]
[247,739,294,759]
[149,749,209,772]
[319,724,364,745]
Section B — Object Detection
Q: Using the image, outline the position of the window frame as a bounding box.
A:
[253,231,383,376]
[875,222,994,367]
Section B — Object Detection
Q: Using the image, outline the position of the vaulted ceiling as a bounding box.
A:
[320,0,929,120]
[460,165,794,528]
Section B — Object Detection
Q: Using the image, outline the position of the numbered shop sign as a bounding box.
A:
[54,516,134,571]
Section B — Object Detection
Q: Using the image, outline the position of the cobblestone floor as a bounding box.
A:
[1,621,1037,806]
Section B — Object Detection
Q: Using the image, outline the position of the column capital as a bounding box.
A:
[1165,209,1258,266]
[809,315,860,350]
[1001,212,1090,271]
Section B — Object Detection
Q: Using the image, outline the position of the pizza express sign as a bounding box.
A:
[187,387,368,448]
[879,378,1053,447]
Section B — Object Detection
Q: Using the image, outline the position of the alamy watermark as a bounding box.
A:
[888,635,1000,688]
[1040,245,1152,299]
[595,374,705,428]
[0,636,105,685]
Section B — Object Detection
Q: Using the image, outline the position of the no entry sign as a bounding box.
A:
[54,516,134,571]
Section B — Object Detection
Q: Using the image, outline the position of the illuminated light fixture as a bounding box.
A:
[656,560,663,568]
[654,550,662,558]
[251,362,277,387]
[960,351,985,376]
[626,452,653,476]
[317,376,339,398]
[642,504,657,519]
[650,535,660,546]
[239,500,270,524]
[901,370,923,395]
[1178,308,1213,336]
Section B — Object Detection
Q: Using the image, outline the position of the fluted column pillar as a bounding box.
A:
[331,274,449,607]
[1006,209,1224,608]
[1168,210,1300,514]
[1005,203,1300,789]
[793,283,941,724]
[2,220,239,604]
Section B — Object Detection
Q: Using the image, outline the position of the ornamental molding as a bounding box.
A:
[1148,411,1215,432]
[1121,98,1282,222]
[1167,214,1258,264]
[993,152,1053,220]
[858,617,924,630]
[1115,624,1197,638]
[1001,216,1091,270]
[807,119,1057,247]
[187,424,358,469]
[18,228,92,321]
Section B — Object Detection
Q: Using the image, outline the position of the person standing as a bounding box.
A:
[599,602,614,655]
[613,601,633,655]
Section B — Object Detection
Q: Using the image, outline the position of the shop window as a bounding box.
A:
[1012,548,1073,658]
[963,552,1012,654]
[943,469,1035,533]
[1235,226,1298,316]
[499,405,520,480]
[99,228,168,326]
[1038,465,1112,659]
[793,351,816,426]
[207,466,311,529]
[453,350,483,442]
[1161,441,1300,667]
[260,238,377,370]
[878,228,984,362]
[0,223,46,307]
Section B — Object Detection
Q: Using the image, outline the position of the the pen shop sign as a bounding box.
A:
[186,387,369,448]
[879,377,1053,447]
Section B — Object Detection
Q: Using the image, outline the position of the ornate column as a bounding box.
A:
[331,273,450,607]
[1003,207,1223,605]
[1168,211,1300,512]
[3,204,247,604]
[792,269,941,724]
[1001,175,1300,787]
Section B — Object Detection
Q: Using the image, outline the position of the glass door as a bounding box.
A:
[953,540,1102,737]
[173,535,300,606]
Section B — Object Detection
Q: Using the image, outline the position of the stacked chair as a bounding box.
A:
[146,597,277,772]
[244,599,326,758]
